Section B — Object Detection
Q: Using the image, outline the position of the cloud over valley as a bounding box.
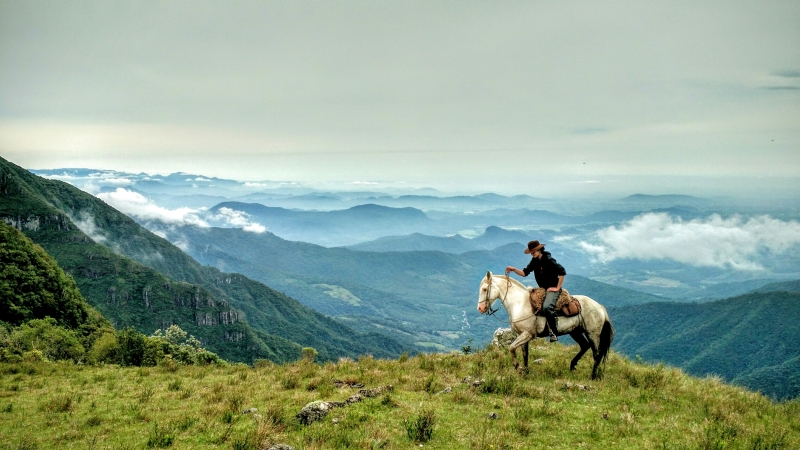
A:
[580,213,800,270]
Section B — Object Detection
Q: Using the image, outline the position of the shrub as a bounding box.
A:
[159,355,178,372]
[87,331,120,364]
[117,327,145,366]
[404,408,436,443]
[11,318,85,362]
[301,347,318,363]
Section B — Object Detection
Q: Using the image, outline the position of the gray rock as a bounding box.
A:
[296,386,394,426]
[491,328,518,348]
[267,445,295,450]
[295,401,335,425]
[241,407,258,414]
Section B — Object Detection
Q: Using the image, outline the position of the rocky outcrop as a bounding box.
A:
[295,385,394,425]
[491,327,518,347]
[1,214,71,232]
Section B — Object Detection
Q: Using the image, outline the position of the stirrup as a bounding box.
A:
[549,333,558,342]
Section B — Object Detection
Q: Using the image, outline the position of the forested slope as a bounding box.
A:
[610,290,800,399]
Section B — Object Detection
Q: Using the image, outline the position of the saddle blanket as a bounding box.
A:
[529,288,582,317]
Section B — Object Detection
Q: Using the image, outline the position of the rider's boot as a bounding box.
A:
[547,318,558,342]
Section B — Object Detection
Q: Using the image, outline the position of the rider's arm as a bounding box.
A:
[505,266,526,277]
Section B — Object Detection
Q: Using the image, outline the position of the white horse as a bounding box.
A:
[477,271,614,379]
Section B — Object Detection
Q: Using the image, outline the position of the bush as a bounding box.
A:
[404,408,436,443]
[118,327,146,366]
[301,347,318,363]
[11,318,84,362]
[87,331,120,364]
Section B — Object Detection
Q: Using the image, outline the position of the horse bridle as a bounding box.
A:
[481,273,537,324]
[480,273,509,319]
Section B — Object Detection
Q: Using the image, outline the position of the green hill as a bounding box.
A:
[610,290,800,399]
[0,344,797,449]
[0,156,403,363]
[1,221,108,332]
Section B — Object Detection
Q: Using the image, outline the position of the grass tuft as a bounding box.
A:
[146,422,175,448]
[404,408,436,443]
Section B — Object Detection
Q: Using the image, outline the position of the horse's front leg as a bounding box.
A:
[508,331,533,371]
[522,342,529,368]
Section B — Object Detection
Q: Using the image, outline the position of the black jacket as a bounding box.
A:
[523,250,566,289]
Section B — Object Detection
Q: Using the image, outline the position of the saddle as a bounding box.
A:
[529,288,582,317]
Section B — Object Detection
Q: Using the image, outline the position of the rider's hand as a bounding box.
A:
[505,266,513,274]
[547,287,560,292]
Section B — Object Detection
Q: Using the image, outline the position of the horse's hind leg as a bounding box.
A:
[586,330,603,380]
[569,331,591,371]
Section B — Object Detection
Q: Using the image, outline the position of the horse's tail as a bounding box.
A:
[598,318,614,365]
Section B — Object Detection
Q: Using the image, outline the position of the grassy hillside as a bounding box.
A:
[610,291,800,400]
[0,344,797,449]
[0,156,403,363]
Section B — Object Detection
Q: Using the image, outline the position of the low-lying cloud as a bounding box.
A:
[70,212,107,243]
[580,213,800,270]
[209,207,266,233]
[96,188,267,233]
[97,188,209,226]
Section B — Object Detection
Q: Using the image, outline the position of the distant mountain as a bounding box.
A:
[756,279,800,294]
[347,232,475,253]
[346,226,533,254]
[1,156,405,363]
[610,290,800,400]
[210,201,436,246]
[619,194,712,210]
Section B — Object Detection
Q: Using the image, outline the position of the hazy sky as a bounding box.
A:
[1,1,799,196]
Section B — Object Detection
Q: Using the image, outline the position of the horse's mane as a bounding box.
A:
[489,274,530,291]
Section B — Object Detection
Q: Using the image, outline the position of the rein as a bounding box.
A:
[481,275,536,324]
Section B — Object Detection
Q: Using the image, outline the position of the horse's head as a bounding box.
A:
[477,271,498,314]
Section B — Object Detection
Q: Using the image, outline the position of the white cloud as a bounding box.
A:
[70,213,107,243]
[580,213,800,270]
[97,188,208,227]
[244,182,267,187]
[103,177,133,186]
[209,207,266,233]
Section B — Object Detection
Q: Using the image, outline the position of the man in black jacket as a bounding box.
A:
[505,240,566,342]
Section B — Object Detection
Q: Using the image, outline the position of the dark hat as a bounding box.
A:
[524,240,545,254]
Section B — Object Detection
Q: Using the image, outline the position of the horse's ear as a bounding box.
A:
[486,270,491,280]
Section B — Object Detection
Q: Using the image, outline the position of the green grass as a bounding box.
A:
[0,344,798,449]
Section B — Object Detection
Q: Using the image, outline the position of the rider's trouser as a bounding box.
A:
[542,289,560,334]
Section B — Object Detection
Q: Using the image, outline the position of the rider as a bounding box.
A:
[505,240,566,342]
